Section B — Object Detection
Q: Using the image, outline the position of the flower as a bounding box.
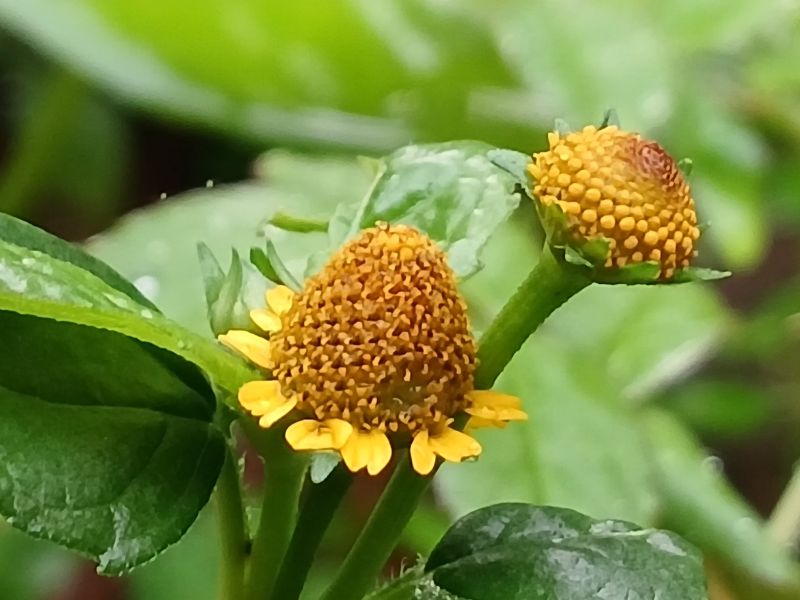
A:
[528,125,699,280]
[219,223,526,476]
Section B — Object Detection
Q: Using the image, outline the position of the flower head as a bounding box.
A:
[528,125,699,280]
[220,223,526,476]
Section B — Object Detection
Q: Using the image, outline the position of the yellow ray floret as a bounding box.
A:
[465,391,528,428]
[410,428,482,476]
[238,380,297,428]
[218,330,274,370]
[340,429,393,475]
[285,419,353,451]
[266,285,294,315]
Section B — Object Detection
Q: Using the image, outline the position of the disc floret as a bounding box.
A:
[220,223,526,476]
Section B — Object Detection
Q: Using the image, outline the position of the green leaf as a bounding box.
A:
[309,453,342,485]
[0,0,519,151]
[0,238,256,398]
[642,410,800,599]
[333,141,521,278]
[596,260,661,284]
[672,266,732,283]
[0,311,224,574]
[426,504,707,600]
[486,149,531,186]
[0,212,154,309]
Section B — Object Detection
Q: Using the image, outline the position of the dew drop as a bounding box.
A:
[140,309,155,319]
[133,275,160,301]
[702,455,724,474]
[205,179,215,188]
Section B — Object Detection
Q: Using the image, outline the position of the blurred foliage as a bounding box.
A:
[1,0,800,599]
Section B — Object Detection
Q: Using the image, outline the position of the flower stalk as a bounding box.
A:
[269,465,353,600]
[242,422,309,600]
[216,445,248,600]
[320,244,591,600]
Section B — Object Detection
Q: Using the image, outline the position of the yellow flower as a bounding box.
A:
[528,125,699,280]
[219,223,526,476]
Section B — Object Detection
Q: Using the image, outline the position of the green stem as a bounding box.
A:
[242,422,309,600]
[474,245,591,388]
[320,245,591,600]
[269,212,329,233]
[269,465,353,600]
[0,70,84,216]
[767,466,800,550]
[216,446,248,600]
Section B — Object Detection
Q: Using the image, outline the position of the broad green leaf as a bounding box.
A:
[663,379,772,439]
[0,0,519,151]
[0,212,154,309]
[333,141,521,278]
[426,504,707,600]
[88,152,373,332]
[642,410,800,599]
[0,238,256,397]
[0,311,224,574]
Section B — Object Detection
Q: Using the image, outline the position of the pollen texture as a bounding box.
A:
[270,223,476,435]
[529,125,699,279]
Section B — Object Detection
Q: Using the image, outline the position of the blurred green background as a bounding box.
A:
[1,1,799,599]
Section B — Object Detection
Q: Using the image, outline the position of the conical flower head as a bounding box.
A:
[219,223,526,476]
[529,125,699,280]
[272,223,476,434]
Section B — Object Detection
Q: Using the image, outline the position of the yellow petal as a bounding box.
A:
[365,430,392,475]
[266,285,294,316]
[464,405,528,422]
[340,430,369,472]
[257,398,297,428]
[465,391,528,422]
[238,381,296,428]
[250,309,282,333]
[285,419,353,451]
[340,429,393,475]
[465,416,508,431]
[409,429,436,476]
[467,390,524,410]
[218,330,273,369]
[428,428,481,463]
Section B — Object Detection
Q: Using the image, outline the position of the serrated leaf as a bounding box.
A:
[331,142,521,278]
[426,504,707,600]
[486,149,531,187]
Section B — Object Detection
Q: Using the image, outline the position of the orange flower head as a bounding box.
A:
[219,223,526,476]
[528,125,699,280]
